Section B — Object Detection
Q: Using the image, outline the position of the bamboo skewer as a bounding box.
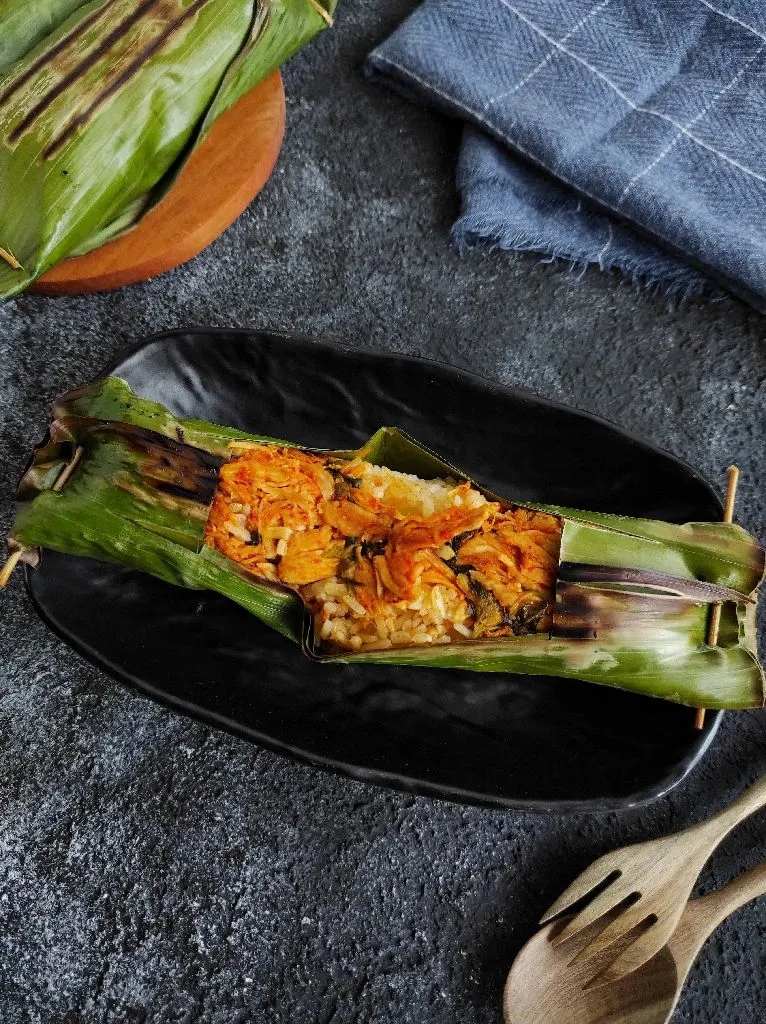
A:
[0,549,22,589]
[695,465,740,730]
[721,464,740,523]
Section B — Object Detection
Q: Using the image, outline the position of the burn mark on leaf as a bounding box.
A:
[551,581,699,640]
[4,0,211,159]
[66,417,224,506]
[0,0,121,107]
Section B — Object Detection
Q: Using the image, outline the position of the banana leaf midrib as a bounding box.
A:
[556,561,756,604]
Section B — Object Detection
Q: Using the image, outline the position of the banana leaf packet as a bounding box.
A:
[5,377,765,710]
[0,0,334,299]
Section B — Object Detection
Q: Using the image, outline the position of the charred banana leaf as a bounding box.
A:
[0,0,334,299]
[6,377,765,709]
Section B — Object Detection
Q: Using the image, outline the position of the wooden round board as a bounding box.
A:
[32,71,285,295]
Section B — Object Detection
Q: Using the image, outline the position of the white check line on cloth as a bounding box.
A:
[694,0,766,45]
[371,52,736,275]
[495,0,766,189]
[484,0,613,111]
[618,39,766,202]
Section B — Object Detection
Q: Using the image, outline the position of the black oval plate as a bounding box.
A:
[26,330,722,811]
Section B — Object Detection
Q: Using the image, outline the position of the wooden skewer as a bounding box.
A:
[0,549,22,589]
[695,465,740,730]
[721,464,740,523]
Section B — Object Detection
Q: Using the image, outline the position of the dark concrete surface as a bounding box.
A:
[1,1,765,1021]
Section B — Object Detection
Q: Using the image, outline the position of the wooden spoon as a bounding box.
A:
[504,861,766,1024]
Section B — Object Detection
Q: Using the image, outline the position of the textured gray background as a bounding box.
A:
[1,1,765,1021]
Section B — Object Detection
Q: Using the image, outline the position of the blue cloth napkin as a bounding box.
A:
[366,0,766,308]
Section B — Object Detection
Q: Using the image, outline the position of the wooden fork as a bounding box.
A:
[505,861,766,1024]
[539,775,766,985]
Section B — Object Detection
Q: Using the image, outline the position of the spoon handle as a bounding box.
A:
[671,862,766,978]
[691,775,766,851]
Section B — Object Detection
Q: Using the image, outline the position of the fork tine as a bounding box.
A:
[571,901,655,969]
[550,881,631,946]
[585,918,670,987]
[539,860,620,924]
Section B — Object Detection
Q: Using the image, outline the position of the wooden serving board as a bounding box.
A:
[32,71,285,295]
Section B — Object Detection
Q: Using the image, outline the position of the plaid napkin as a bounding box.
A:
[366,0,766,308]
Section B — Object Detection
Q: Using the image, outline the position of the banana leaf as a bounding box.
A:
[6,377,765,709]
[0,0,335,300]
[0,0,89,71]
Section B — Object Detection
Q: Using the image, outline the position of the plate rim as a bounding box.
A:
[108,327,726,517]
[25,326,724,813]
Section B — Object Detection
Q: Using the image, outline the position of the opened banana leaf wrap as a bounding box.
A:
[0,0,334,299]
[7,377,765,710]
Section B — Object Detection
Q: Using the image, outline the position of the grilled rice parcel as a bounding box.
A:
[4,377,765,710]
[0,0,335,301]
